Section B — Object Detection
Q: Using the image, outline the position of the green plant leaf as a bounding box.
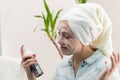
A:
[41,28,50,37]
[42,13,49,31]
[75,0,87,4]
[54,33,57,40]
[81,0,87,3]
[42,13,49,34]
[33,26,38,32]
[41,28,48,33]
[42,13,47,27]
[53,9,62,30]
[46,14,50,32]
[50,9,62,37]
[35,0,62,40]
[43,0,52,20]
[34,15,43,18]
[43,0,53,37]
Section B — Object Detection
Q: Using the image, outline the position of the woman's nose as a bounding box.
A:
[57,36,64,46]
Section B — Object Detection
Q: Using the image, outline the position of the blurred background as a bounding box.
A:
[0,0,120,79]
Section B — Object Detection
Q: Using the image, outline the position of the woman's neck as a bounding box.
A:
[72,46,96,76]
[73,46,96,66]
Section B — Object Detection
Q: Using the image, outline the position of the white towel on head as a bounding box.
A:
[60,3,113,57]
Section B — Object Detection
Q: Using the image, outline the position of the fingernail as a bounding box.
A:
[105,61,107,64]
[33,54,36,57]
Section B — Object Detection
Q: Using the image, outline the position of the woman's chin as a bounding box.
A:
[60,48,72,55]
[61,51,72,55]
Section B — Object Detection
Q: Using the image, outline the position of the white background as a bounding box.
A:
[0,0,120,79]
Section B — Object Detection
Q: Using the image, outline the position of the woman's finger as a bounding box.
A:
[99,68,110,80]
[99,69,107,79]
[24,58,37,65]
[33,54,36,57]
[110,52,120,74]
[25,62,37,68]
[20,45,24,57]
[22,58,37,67]
[110,55,115,67]
[113,52,118,63]
[23,54,35,60]
[21,55,36,65]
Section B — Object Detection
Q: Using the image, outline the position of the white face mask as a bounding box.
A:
[56,21,83,55]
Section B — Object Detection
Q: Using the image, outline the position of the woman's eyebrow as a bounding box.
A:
[62,32,73,36]
[56,27,73,35]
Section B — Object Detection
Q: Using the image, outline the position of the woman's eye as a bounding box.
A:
[64,34,71,38]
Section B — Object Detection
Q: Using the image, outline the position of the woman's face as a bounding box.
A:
[56,20,83,55]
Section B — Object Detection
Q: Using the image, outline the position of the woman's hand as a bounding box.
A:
[20,45,37,80]
[99,51,120,80]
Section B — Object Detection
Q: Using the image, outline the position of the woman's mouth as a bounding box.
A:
[60,46,68,51]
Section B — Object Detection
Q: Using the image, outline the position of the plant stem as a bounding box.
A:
[50,36,63,59]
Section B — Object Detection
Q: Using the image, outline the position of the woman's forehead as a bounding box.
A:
[57,24,70,33]
[57,23,75,36]
[57,20,70,30]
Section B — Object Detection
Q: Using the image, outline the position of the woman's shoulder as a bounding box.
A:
[97,53,111,66]
[93,52,112,72]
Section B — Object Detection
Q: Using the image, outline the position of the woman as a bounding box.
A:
[20,3,120,80]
